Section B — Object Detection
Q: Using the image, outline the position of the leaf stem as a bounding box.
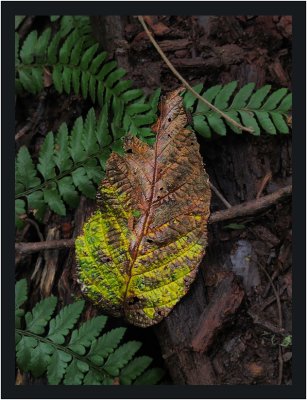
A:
[137,16,254,134]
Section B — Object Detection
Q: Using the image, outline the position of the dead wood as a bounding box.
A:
[209,184,292,224]
[15,238,75,254]
[191,273,245,353]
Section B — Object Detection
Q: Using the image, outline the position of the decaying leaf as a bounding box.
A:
[75,88,211,327]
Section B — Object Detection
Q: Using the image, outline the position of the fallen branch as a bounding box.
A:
[191,273,244,353]
[15,185,291,254]
[137,15,253,134]
[256,171,272,199]
[209,184,291,224]
[15,238,75,254]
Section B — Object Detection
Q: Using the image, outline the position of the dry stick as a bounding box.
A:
[247,310,286,335]
[15,185,291,254]
[209,182,232,209]
[256,171,272,199]
[263,269,279,298]
[260,265,284,385]
[15,92,46,142]
[137,16,253,134]
[15,239,75,254]
[15,121,34,142]
[210,184,291,224]
[24,217,44,242]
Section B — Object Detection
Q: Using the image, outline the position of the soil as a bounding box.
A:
[15,16,292,385]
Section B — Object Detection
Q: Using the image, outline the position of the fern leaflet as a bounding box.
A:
[15,17,157,141]
[15,279,164,385]
[15,108,112,227]
[184,81,292,137]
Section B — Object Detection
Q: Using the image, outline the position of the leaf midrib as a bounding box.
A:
[122,127,160,308]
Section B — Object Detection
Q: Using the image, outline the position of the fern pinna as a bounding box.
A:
[15,279,164,385]
[183,81,292,137]
[15,108,114,228]
[15,16,157,140]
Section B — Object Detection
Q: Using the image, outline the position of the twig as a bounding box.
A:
[259,267,283,329]
[15,92,46,143]
[209,184,291,224]
[137,15,253,134]
[260,265,284,385]
[15,185,291,254]
[247,310,286,335]
[209,182,232,209]
[15,218,44,266]
[15,239,75,254]
[278,344,284,385]
[256,171,272,199]
[259,295,278,311]
[15,121,34,143]
[25,217,44,242]
[263,269,279,298]
[19,223,31,242]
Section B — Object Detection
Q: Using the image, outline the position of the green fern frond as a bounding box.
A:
[134,367,165,385]
[15,108,113,227]
[87,327,126,365]
[15,279,28,328]
[25,296,58,335]
[15,279,164,385]
[184,81,292,137]
[120,356,152,384]
[15,23,156,141]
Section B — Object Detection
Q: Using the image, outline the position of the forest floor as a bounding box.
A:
[15,15,292,385]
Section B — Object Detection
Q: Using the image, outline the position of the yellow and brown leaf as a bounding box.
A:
[75,88,211,327]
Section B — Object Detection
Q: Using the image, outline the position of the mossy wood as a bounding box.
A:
[75,88,211,327]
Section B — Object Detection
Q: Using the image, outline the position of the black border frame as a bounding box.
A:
[2,2,306,399]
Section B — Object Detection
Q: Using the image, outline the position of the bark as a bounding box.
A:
[153,273,245,384]
[73,15,292,385]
